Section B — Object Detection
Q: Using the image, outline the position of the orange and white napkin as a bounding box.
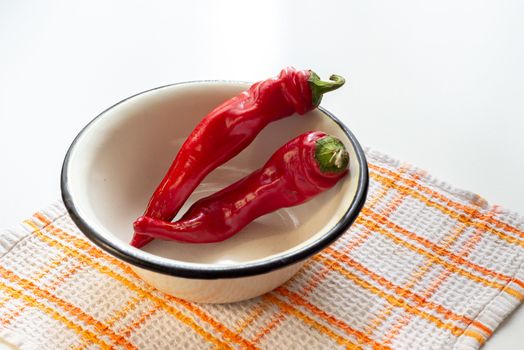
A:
[0,150,522,350]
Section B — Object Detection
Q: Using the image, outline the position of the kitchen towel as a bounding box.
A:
[0,150,522,350]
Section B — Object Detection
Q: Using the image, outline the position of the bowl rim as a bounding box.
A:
[61,81,369,279]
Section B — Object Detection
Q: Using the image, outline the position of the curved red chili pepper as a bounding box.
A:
[133,131,349,244]
[131,68,345,248]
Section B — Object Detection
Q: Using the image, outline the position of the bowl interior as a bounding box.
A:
[66,82,362,267]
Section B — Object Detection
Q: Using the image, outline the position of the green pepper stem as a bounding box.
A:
[314,135,349,173]
[308,71,346,107]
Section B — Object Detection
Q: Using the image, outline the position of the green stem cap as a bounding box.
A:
[315,135,350,173]
[308,71,346,107]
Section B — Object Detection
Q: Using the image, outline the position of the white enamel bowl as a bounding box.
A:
[61,81,368,303]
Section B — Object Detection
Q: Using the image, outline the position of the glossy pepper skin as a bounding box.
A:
[131,68,345,248]
[133,131,349,244]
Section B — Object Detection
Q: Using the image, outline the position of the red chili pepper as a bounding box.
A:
[131,68,345,248]
[133,131,349,244]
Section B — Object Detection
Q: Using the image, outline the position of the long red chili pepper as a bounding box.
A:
[131,68,345,248]
[133,131,349,244]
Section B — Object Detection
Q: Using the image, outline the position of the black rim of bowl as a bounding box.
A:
[61,81,369,279]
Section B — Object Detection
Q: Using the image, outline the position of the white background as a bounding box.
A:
[0,1,523,348]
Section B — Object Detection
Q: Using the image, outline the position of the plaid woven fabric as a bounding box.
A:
[0,150,522,350]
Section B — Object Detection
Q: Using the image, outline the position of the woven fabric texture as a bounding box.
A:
[0,150,523,350]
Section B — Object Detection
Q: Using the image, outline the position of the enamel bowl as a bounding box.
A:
[61,81,368,303]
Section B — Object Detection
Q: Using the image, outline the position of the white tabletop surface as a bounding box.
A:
[1,1,523,348]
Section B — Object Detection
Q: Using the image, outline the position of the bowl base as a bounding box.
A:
[131,262,305,304]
